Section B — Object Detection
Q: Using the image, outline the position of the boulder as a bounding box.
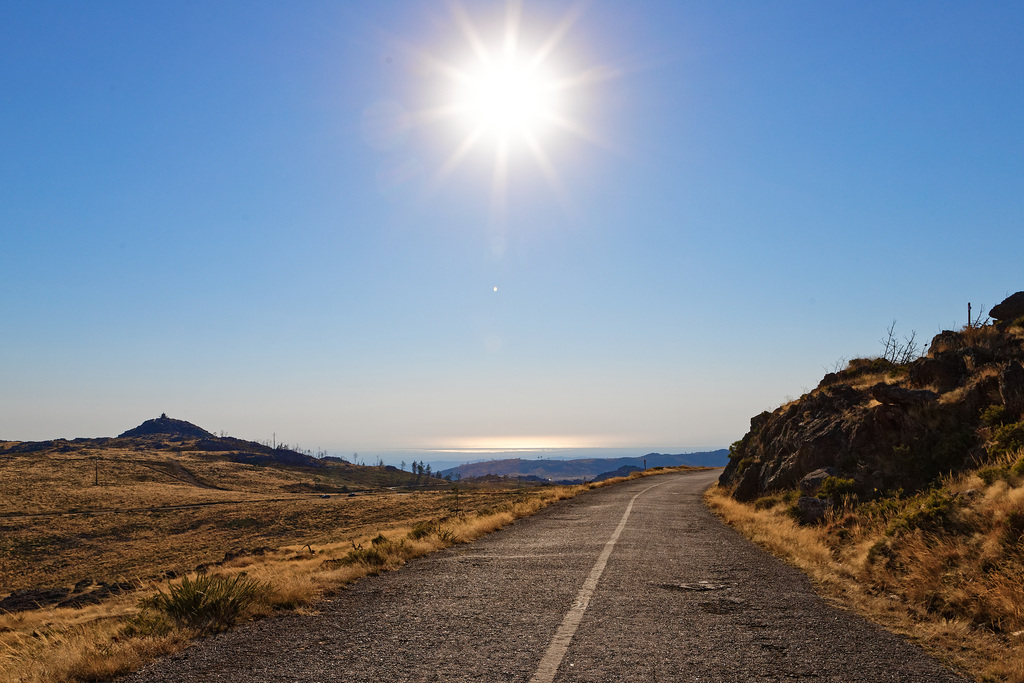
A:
[990,292,1024,322]
[908,354,966,393]
[928,330,963,356]
[1000,361,1024,419]
[869,383,937,407]
[732,462,762,502]
[817,372,840,388]
[796,496,831,524]
[800,467,838,495]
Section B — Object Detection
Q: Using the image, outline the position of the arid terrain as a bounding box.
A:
[0,435,531,593]
[0,420,696,682]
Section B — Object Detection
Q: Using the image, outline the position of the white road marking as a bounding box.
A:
[529,480,669,683]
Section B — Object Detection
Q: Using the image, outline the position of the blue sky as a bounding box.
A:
[3,1,1022,458]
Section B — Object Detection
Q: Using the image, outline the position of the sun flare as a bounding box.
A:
[413,1,613,206]
[458,57,555,138]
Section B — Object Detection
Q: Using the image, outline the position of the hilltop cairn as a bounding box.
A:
[118,414,214,439]
[719,292,1024,506]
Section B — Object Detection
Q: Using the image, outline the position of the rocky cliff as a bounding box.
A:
[720,295,1024,502]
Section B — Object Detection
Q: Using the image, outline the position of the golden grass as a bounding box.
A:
[706,473,1024,683]
[1,466,694,682]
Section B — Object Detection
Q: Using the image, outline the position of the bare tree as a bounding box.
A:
[880,320,921,365]
[824,356,848,374]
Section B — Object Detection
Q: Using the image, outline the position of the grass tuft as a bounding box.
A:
[136,574,270,633]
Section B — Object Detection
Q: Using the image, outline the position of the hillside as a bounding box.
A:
[713,292,1024,681]
[439,450,727,481]
[719,304,1024,502]
[0,415,482,597]
[0,415,452,506]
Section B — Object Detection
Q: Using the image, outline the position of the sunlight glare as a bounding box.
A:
[416,1,613,212]
[459,57,555,137]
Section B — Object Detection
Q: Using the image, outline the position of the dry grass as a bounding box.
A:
[706,460,1024,683]
[0,442,568,592]
[0,459,693,682]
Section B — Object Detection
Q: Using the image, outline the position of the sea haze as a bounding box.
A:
[332,447,728,473]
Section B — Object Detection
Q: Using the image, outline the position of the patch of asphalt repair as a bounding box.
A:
[119,470,970,682]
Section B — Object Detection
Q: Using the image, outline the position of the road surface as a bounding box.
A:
[121,470,968,682]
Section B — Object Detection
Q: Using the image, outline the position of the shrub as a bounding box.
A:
[407,521,437,540]
[845,357,896,374]
[1004,510,1024,543]
[992,422,1024,457]
[736,457,758,475]
[344,546,389,567]
[981,404,1009,428]
[1011,455,1024,477]
[818,476,857,499]
[887,489,958,536]
[977,466,1008,485]
[139,574,270,633]
[753,490,798,510]
[866,538,897,567]
[858,492,905,522]
[121,608,175,638]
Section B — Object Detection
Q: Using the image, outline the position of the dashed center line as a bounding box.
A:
[529,480,668,683]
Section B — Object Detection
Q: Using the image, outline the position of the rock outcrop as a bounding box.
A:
[990,292,1024,322]
[720,322,1024,503]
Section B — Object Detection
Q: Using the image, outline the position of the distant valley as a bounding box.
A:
[439,449,728,482]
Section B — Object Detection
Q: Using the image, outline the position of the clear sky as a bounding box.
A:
[3,1,1022,458]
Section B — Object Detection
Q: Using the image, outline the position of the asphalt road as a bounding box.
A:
[120,470,969,682]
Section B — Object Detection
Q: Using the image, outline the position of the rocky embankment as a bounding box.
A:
[720,293,1024,506]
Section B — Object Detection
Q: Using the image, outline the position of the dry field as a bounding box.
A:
[0,449,527,592]
[0,440,695,681]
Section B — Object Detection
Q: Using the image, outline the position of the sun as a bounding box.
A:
[458,56,555,138]
[413,1,613,204]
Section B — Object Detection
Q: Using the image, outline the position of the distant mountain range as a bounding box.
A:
[438,450,728,482]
